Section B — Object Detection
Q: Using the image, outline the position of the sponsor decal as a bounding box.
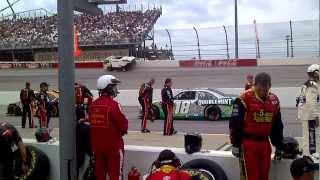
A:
[198,98,233,106]
[253,110,273,123]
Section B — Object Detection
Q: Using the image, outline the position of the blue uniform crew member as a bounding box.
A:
[161,78,176,136]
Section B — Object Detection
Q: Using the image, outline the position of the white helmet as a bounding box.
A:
[307,64,320,73]
[97,75,120,90]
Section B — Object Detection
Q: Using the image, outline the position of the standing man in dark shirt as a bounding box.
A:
[0,122,27,180]
[161,78,176,136]
[229,72,284,180]
[139,78,155,133]
[37,82,51,128]
[20,82,35,128]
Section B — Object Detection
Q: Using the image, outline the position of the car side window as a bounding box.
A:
[176,91,196,100]
[199,92,217,100]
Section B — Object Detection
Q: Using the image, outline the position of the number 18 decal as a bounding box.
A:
[175,101,191,114]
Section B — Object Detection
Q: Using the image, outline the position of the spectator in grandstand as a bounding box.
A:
[0,9,161,50]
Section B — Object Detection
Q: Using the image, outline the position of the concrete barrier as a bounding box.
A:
[23,140,301,180]
[258,58,320,66]
[0,87,300,108]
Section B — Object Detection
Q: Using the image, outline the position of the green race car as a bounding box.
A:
[152,88,237,121]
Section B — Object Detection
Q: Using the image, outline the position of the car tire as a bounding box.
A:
[14,145,50,180]
[182,159,227,180]
[204,105,221,121]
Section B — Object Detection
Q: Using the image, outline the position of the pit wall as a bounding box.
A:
[25,140,300,180]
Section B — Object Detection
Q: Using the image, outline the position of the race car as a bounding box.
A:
[104,56,136,72]
[7,90,60,117]
[152,88,237,121]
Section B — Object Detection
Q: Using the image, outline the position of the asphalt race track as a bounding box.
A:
[0,65,308,91]
[0,65,305,137]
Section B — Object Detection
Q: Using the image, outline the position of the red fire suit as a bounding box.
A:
[89,96,128,180]
[229,89,284,180]
[161,85,175,135]
[139,83,153,130]
[147,165,191,180]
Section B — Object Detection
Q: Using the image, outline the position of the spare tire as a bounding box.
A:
[182,159,227,180]
[14,145,50,180]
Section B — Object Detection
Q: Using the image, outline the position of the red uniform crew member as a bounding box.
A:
[147,149,191,180]
[229,72,284,180]
[161,78,176,136]
[139,78,155,133]
[245,74,254,90]
[89,75,128,180]
[36,82,51,128]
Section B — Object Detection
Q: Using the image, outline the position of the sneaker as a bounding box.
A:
[141,129,151,133]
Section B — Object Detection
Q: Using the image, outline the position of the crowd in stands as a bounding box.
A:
[0,9,161,49]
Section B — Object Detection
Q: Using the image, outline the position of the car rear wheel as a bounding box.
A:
[205,105,221,121]
[182,159,227,180]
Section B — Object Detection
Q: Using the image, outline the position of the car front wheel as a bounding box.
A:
[205,105,221,121]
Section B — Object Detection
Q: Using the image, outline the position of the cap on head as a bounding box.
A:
[165,78,172,85]
[97,75,121,90]
[40,82,49,88]
[157,149,177,166]
[247,74,254,79]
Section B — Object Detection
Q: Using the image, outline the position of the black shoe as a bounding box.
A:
[172,130,178,135]
[141,129,151,133]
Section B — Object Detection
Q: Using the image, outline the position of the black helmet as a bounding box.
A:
[282,137,301,159]
[35,128,50,142]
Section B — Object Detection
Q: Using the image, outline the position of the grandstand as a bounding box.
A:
[0,8,161,61]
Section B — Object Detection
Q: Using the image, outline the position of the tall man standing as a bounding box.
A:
[89,75,128,180]
[138,78,155,133]
[297,64,320,156]
[162,78,176,136]
[20,82,35,128]
[229,72,284,180]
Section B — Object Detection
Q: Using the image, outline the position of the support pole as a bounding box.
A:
[223,25,230,59]
[193,27,201,60]
[57,0,76,179]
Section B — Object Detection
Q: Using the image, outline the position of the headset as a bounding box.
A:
[148,149,183,179]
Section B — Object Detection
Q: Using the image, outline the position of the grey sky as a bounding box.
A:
[0,0,318,29]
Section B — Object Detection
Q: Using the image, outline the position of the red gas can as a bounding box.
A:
[128,167,141,180]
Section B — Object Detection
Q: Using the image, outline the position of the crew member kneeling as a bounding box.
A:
[89,75,128,180]
[147,149,191,180]
[229,72,284,180]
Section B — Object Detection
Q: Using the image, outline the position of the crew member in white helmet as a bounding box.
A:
[297,64,320,156]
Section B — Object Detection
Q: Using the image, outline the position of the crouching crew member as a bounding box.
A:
[147,149,191,180]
